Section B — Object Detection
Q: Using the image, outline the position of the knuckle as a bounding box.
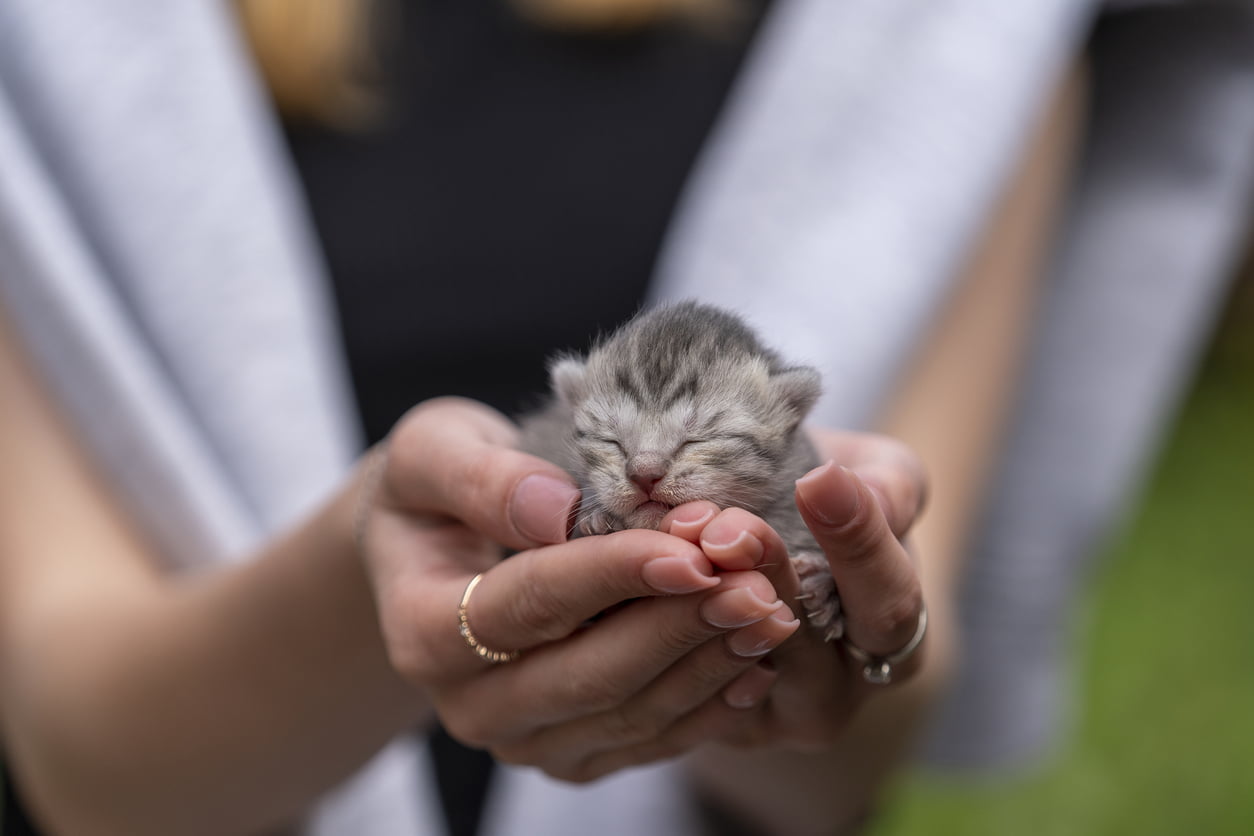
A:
[440,708,496,749]
[600,704,667,746]
[681,632,747,681]
[829,504,887,569]
[864,433,917,471]
[656,621,716,658]
[450,444,499,512]
[505,563,571,642]
[387,407,424,453]
[384,641,426,683]
[705,647,755,686]
[648,603,722,658]
[383,643,422,683]
[556,659,624,712]
[856,436,929,527]
[868,587,925,643]
[380,617,442,685]
[390,401,450,463]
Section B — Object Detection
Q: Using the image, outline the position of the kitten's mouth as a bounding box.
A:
[628,500,673,530]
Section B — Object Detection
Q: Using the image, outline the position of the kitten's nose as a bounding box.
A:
[627,453,668,494]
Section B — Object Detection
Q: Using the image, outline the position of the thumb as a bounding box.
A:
[382,397,580,550]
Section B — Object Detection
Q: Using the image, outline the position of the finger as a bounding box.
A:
[721,661,780,710]
[669,504,828,651]
[445,571,793,745]
[659,501,720,545]
[809,429,928,539]
[691,518,881,750]
[694,508,838,661]
[696,506,786,574]
[399,528,720,684]
[675,505,824,649]
[794,461,925,666]
[546,666,780,783]
[685,507,873,735]
[490,576,795,769]
[384,397,581,549]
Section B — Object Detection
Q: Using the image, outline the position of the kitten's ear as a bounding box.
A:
[770,366,821,422]
[549,355,588,406]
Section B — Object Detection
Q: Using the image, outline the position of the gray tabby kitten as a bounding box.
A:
[520,301,842,640]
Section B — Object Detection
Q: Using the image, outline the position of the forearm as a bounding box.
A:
[2,470,426,835]
[0,402,424,836]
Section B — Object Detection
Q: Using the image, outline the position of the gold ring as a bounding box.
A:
[458,573,520,664]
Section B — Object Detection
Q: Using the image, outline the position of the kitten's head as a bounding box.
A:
[550,302,820,534]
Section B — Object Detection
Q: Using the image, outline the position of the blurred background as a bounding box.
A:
[876,269,1254,835]
[3,1,1251,833]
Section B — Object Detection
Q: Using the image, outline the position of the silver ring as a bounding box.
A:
[458,573,521,664]
[841,605,927,685]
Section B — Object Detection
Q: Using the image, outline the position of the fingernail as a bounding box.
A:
[700,529,765,564]
[796,462,861,527]
[723,664,777,709]
[700,586,778,628]
[512,474,580,544]
[769,602,800,626]
[671,504,715,526]
[724,684,760,710]
[726,605,800,657]
[642,557,719,595]
[665,504,715,538]
[726,633,779,658]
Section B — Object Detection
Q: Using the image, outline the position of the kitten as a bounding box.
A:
[520,301,842,640]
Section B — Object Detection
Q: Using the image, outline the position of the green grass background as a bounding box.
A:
[873,283,1254,836]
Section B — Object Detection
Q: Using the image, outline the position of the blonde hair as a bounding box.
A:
[234,0,730,126]
[234,0,381,127]
[512,0,728,30]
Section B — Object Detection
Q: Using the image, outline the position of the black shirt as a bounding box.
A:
[285,4,770,835]
[288,0,771,437]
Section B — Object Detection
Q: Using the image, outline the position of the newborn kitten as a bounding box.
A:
[520,301,842,640]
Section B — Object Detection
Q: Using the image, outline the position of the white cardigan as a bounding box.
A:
[2,1,1250,832]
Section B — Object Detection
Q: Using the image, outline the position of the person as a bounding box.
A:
[1,1,1250,834]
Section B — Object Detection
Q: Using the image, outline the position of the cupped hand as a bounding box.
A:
[650,428,932,752]
[357,397,805,781]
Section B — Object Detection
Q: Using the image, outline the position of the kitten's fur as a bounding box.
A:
[520,301,842,639]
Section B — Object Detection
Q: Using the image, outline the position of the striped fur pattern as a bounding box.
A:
[520,301,843,638]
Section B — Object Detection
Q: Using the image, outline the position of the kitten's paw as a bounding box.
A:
[792,550,844,641]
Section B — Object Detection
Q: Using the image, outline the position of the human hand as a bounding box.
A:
[357,398,810,780]
[658,428,931,751]
[481,429,932,776]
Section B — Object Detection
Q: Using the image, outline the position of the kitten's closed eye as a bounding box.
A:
[574,429,623,451]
